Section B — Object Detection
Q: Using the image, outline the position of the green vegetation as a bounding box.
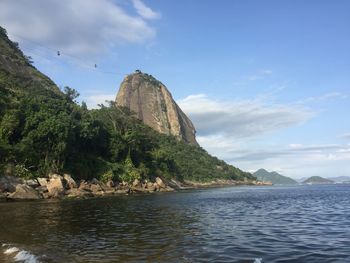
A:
[0,27,254,183]
[253,169,298,185]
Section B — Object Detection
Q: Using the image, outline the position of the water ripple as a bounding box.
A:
[0,185,350,262]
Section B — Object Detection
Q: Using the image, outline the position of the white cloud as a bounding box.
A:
[178,94,313,138]
[231,144,347,162]
[260,69,273,75]
[296,92,346,104]
[82,94,116,109]
[340,133,350,140]
[177,94,350,178]
[0,0,158,56]
[247,69,273,81]
[219,143,350,179]
[288,143,341,152]
[132,0,161,20]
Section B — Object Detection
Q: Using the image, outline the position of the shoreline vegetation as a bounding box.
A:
[0,174,272,201]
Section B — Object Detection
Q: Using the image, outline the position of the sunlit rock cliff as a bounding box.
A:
[116,71,198,145]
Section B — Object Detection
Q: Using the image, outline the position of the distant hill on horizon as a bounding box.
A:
[253,169,298,185]
[326,176,350,183]
[302,176,334,184]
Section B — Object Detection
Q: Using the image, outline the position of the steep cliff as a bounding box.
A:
[0,27,61,96]
[116,71,198,145]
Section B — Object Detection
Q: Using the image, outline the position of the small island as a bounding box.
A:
[253,169,298,185]
[302,176,334,185]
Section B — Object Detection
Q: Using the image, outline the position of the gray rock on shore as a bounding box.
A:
[47,175,65,198]
[63,174,77,189]
[37,177,48,187]
[0,174,185,201]
[8,184,41,200]
[155,177,166,188]
[66,188,94,198]
[0,175,23,193]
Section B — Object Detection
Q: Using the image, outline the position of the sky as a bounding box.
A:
[1,0,349,179]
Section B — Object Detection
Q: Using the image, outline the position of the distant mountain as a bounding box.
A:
[253,169,298,185]
[302,176,334,184]
[297,177,308,183]
[326,176,350,183]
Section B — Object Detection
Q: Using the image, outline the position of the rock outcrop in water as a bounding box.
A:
[116,71,198,145]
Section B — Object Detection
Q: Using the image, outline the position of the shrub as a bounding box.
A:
[119,155,141,183]
[100,169,115,183]
[14,164,33,179]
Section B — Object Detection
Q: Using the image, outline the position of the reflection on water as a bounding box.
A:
[1,185,350,262]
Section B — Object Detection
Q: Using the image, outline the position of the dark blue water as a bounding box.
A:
[0,184,349,263]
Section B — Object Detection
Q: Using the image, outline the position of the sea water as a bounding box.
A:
[0,184,349,262]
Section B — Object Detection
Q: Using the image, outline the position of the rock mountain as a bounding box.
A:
[116,71,198,145]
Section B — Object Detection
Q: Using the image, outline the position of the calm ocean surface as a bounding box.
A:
[0,184,349,263]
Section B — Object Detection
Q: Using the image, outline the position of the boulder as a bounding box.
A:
[131,187,145,193]
[47,177,65,198]
[146,182,156,192]
[90,183,103,194]
[36,185,48,193]
[115,189,129,194]
[63,174,77,189]
[91,178,100,184]
[100,183,115,193]
[25,179,39,188]
[155,177,166,188]
[104,189,116,195]
[106,180,115,188]
[37,177,48,187]
[8,184,41,200]
[66,188,94,198]
[132,179,140,187]
[168,179,184,189]
[153,182,160,191]
[162,186,175,192]
[48,173,63,180]
[42,192,51,199]
[78,181,91,192]
[0,175,22,193]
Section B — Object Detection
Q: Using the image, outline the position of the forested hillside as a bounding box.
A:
[0,26,254,183]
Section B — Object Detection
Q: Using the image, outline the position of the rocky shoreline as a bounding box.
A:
[0,174,272,201]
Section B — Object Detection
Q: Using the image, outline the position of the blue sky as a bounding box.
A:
[1,0,349,179]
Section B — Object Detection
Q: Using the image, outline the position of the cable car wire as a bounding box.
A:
[8,32,129,76]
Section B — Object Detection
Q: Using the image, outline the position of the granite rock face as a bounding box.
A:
[116,72,198,145]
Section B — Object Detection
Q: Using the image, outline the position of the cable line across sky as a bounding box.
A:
[9,32,128,76]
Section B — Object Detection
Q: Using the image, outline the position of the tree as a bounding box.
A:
[63,86,80,102]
